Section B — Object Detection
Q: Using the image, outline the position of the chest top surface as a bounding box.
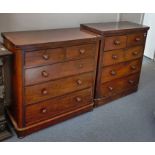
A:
[81,21,150,35]
[1,28,98,48]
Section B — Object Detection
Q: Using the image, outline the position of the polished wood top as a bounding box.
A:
[81,21,150,35]
[1,28,98,48]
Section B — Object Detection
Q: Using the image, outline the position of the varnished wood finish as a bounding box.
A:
[25,58,95,86]
[26,88,92,125]
[101,58,142,83]
[2,28,100,137]
[81,21,149,107]
[25,48,65,68]
[104,35,127,51]
[102,45,144,66]
[25,72,93,104]
[100,73,139,97]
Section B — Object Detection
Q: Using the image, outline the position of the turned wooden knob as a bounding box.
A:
[79,64,83,68]
[42,88,48,95]
[76,97,82,102]
[41,108,47,114]
[108,86,113,91]
[42,54,49,60]
[42,71,49,77]
[114,40,121,45]
[128,80,134,84]
[110,70,116,76]
[132,51,138,56]
[112,55,118,59]
[130,65,136,70]
[77,79,82,85]
[79,49,85,54]
[135,37,141,42]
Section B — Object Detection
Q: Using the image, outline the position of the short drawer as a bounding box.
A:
[102,45,144,66]
[25,88,93,125]
[101,59,141,83]
[101,73,139,97]
[25,58,95,86]
[25,48,65,68]
[104,35,127,51]
[66,44,95,60]
[127,32,146,47]
[25,72,93,104]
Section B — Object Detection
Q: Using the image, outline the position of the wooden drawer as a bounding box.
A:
[25,48,65,68]
[125,46,144,61]
[104,35,127,51]
[66,44,95,60]
[127,32,146,47]
[102,45,144,66]
[103,49,125,66]
[101,59,141,83]
[25,58,95,86]
[101,73,139,97]
[25,88,93,125]
[25,72,93,104]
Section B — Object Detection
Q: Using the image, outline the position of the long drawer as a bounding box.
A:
[25,58,95,86]
[25,72,93,104]
[102,45,144,66]
[101,59,142,83]
[101,73,139,98]
[25,88,93,125]
[25,44,95,68]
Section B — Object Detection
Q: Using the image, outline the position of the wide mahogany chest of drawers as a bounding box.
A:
[1,28,100,137]
[81,21,149,106]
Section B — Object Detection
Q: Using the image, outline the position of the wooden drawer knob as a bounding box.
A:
[135,37,141,42]
[78,64,83,68]
[42,71,49,77]
[130,65,136,70]
[114,40,121,45]
[42,88,48,95]
[76,97,82,102]
[41,108,47,114]
[77,79,82,85]
[110,70,116,76]
[42,54,49,60]
[128,80,134,84]
[112,55,118,59]
[108,86,113,91]
[79,49,85,54]
[132,51,138,56]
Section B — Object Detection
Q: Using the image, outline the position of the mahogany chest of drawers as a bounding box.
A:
[81,21,149,106]
[1,28,100,137]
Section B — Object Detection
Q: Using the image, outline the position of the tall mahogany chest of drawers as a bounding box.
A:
[1,28,100,137]
[81,21,149,106]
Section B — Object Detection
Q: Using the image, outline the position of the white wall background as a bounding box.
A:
[143,13,155,60]
[0,13,118,41]
[120,13,143,24]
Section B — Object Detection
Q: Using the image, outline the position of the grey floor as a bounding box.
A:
[5,57,155,142]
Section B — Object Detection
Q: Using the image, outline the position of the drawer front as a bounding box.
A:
[127,32,146,47]
[101,59,141,83]
[104,36,127,51]
[101,73,139,97]
[103,49,125,66]
[25,48,65,68]
[25,88,93,125]
[125,46,144,61]
[25,58,95,86]
[66,44,95,60]
[25,72,93,104]
[102,45,144,66]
